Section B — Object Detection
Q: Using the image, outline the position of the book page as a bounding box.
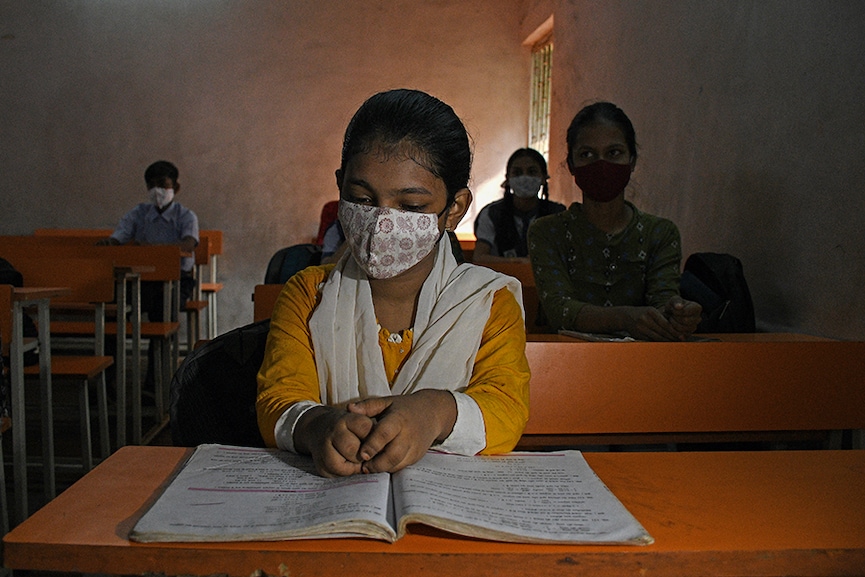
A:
[558,329,719,343]
[558,329,637,342]
[392,451,653,545]
[130,444,396,542]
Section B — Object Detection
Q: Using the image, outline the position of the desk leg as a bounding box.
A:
[131,276,141,445]
[10,303,28,523]
[115,278,127,448]
[209,290,217,338]
[36,298,56,500]
[94,302,110,458]
[210,255,218,337]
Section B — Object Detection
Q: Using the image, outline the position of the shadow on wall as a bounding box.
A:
[718,169,794,331]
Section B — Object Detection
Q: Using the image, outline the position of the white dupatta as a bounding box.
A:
[309,238,523,406]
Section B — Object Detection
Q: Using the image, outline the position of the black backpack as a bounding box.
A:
[169,319,270,447]
[264,244,323,284]
[680,253,756,333]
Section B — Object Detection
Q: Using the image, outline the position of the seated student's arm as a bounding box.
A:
[642,224,701,336]
[528,219,699,341]
[256,267,329,447]
[96,206,141,245]
[460,286,531,453]
[256,265,375,477]
[350,287,530,470]
[179,235,197,253]
[178,208,200,253]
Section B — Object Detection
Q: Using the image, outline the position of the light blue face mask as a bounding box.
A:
[509,175,543,198]
[149,187,175,209]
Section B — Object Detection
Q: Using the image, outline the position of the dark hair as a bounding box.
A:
[503,147,549,200]
[340,89,471,205]
[565,102,637,170]
[144,160,179,184]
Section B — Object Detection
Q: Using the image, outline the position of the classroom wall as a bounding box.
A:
[2,1,864,340]
[541,0,865,339]
[0,0,533,332]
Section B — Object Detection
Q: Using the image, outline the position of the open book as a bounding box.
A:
[130,444,653,545]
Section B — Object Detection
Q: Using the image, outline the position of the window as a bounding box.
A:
[528,33,553,160]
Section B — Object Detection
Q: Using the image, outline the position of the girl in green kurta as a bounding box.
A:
[528,102,702,341]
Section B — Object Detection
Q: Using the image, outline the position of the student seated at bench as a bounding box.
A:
[528,102,701,341]
[472,147,565,264]
[256,89,530,478]
[98,160,199,319]
[98,160,199,389]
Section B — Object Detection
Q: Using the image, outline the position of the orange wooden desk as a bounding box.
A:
[521,334,865,449]
[3,446,864,576]
[1,286,69,524]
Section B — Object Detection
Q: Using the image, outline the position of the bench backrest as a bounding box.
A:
[471,261,545,333]
[35,227,221,264]
[0,242,118,304]
[253,284,284,323]
[523,338,865,444]
[199,230,223,256]
[0,236,181,282]
[0,284,12,346]
[34,228,112,238]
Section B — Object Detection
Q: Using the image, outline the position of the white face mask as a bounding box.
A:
[338,200,443,279]
[508,175,543,199]
[149,187,175,209]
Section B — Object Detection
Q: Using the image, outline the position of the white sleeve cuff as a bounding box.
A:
[274,401,322,453]
[434,391,487,455]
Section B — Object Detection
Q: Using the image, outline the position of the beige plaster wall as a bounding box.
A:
[2,1,864,339]
[0,0,531,331]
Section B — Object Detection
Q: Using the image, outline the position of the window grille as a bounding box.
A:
[529,41,553,160]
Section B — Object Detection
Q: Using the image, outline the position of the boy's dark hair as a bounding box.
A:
[340,89,471,205]
[144,160,179,184]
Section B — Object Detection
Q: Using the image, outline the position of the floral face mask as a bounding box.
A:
[338,200,444,279]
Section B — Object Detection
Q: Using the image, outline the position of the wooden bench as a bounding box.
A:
[2,256,118,468]
[253,283,283,323]
[197,230,223,338]
[60,244,181,443]
[1,285,70,525]
[35,227,222,349]
[456,233,475,263]
[1,236,181,445]
[464,260,546,333]
[518,335,865,450]
[0,252,117,432]
[1,269,114,525]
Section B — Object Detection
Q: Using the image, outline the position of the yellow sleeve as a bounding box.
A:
[256,265,332,447]
[467,287,531,454]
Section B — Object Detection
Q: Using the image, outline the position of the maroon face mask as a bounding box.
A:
[572,160,632,203]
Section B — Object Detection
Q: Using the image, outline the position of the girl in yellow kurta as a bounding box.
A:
[256,89,530,478]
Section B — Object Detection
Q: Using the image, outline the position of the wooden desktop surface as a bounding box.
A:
[4,446,864,576]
